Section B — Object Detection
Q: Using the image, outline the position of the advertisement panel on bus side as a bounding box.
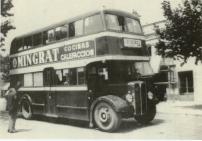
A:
[10,41,95,69]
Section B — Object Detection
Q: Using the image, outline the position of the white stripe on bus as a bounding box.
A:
[10,55,150,74]
[19,86,88,91]
[10,31,145,57]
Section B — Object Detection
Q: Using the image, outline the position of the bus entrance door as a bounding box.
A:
[43,67,57,117]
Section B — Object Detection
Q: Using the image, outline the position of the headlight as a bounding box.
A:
[147,91,153,100]
[125,94,133,103]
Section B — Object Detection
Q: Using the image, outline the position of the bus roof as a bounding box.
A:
[12,9,140,40]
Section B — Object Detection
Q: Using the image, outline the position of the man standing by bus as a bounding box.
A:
[5,81,21,133]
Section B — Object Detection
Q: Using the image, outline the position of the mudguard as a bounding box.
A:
[19,94,32,105]
[89,95,129,127]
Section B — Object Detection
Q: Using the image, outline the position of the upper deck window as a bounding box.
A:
[55,25,68,40]
[33,33,42,46]
[24,36,32,49]
[105,14,142,34]
[105,14,121,31]
[84,14,104,34]
[125,17,142,33]
[69,20,84,37]
[47,29,55,43]
[16,39,23,52]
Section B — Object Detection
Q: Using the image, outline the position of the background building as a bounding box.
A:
[143,21,202,104]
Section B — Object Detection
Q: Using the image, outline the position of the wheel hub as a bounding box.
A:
[99,108,109,123]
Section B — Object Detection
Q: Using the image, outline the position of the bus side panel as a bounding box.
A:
[19,91,47,115]
[55,91,89,121]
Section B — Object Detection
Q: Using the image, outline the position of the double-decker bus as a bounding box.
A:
[9,9,160,132]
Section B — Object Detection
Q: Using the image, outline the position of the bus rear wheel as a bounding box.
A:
[134,105,156,124]
[21,100,32,119]
[93,102,121,132]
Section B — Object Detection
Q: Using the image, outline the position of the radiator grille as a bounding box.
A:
[133,82,147,115]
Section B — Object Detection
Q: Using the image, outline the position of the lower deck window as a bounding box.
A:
[24,73,33,87]
[33,72,43,86]
[77,68,85,85]
[55,67,85,86]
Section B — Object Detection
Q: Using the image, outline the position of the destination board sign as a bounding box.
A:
[123,38,142,48]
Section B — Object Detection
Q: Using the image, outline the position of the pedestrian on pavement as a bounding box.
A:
[4,81,21,133]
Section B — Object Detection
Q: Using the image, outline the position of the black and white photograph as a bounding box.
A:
[0,0,202,139]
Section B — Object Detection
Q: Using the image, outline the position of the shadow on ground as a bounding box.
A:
[176,105,202,110]
[117,118,164,133]
[32,115,89,129]
[27,115,165,133]
[15,129,32,133]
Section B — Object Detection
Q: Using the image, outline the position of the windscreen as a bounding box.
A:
[105,14,142,34]
[108,61,153,83]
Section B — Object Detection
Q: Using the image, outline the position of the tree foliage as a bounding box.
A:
[0,0,15,49]
[0,55,10,82]
[155,0,202,64]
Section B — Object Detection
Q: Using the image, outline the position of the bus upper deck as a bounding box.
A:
[9,9,149,74]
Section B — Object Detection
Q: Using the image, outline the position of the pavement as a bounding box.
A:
[157,100,202,116]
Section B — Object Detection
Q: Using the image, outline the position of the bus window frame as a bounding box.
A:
[69,19,84,38]
[33,32,43,47]
[104,13,144,36]
[10,12,106,55]
[24,36,33,49]
[54,67,86,87]
[84,13,105,35]
[55,24,69,41]
[23,73,34,87]
[33,72,44,87]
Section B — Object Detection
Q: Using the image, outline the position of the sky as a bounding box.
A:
[1,0,183,55]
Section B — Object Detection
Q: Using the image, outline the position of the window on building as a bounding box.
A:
[24,73,33,87]
[55,25,68,40]
[84,14,104,34]
[69,20,84,37]
[33,72,43,86]
[33,33,42,46]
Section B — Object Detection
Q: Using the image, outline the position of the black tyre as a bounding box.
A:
[134,105,156,124]
[93,102,121,132]
[21,100,32,119]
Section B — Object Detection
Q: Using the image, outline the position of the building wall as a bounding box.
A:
[174,59,202,103]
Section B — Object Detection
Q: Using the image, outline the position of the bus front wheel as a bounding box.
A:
[21,100,32,119]
[134,106,156,124]
[93,102,121,132]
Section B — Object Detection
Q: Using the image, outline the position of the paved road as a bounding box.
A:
[0,111,202,139]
